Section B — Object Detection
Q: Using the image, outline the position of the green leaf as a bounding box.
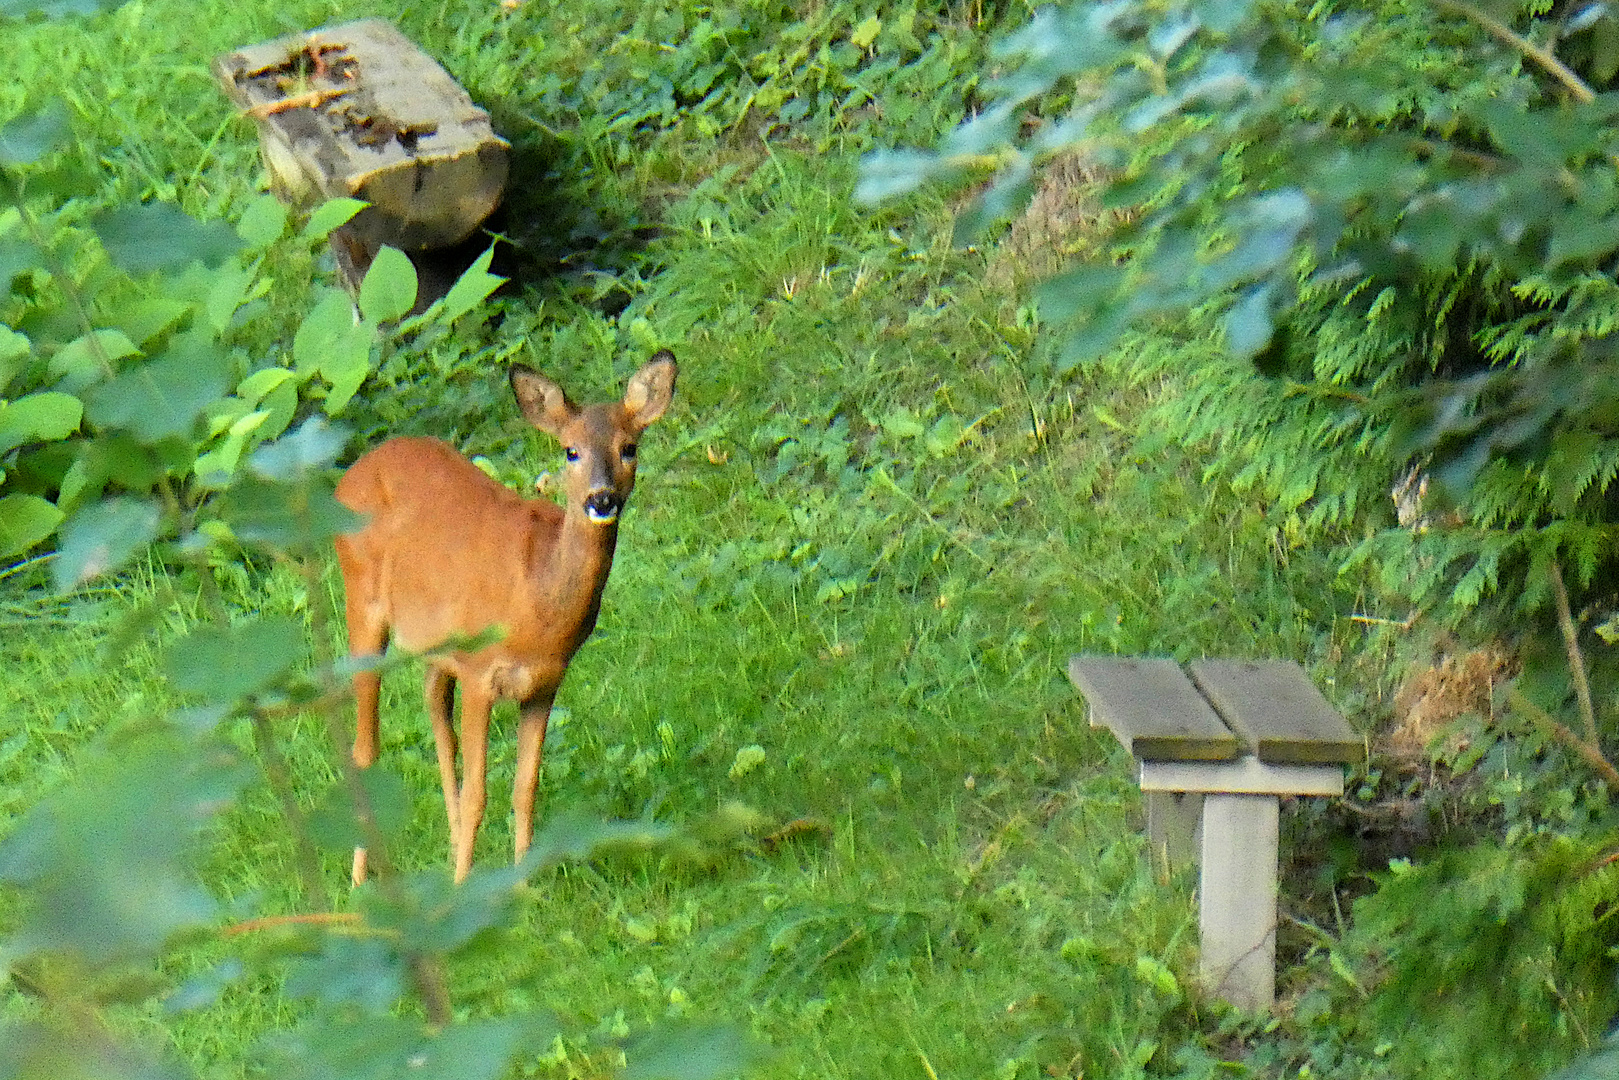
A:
[92,202,243,275]
[237,366,297,404]
[248,418,351,481]
[1038,263,1127,322]
[414,1019,552,1080]
[292,289,375,412]
[0,236,42,293]
[358,246,418,323]
[297,296,377,402]
[624,1024,758,1080]
[324,355,372,415]
[0,390,82,454]
[50,495,161,591]
[307,767,412,852]
[258,1014,420,1080]
[164,616,304,700]
[0,324,30,367]
[1224,284,1275,359]
[236,193,289,248]
[215,473,363,551]
[204,257,264,334]
[437,244,506,325]
[165,959,245,1015]
[1191,0,1255,33]
[0,102,70,167]
[299,197,368,242]
[257,379,299,442]
[82,336,232,443]
[360,866,523,956]
[518,812,674,870]
[293,289,358,375]
[193,412,271,486]
[261,1013,559,1080]
[953,156,1032,244]
[283,937,405,1012]
[48,328,139,384]
[0,492,63,558]
[1547,211,1619,267]
[0,727,232,965]
[114,296,191,348]
[856,149,943,204]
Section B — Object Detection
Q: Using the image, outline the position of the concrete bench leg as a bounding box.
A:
[1145,790,1203,873]
[1198,793,1279,1009]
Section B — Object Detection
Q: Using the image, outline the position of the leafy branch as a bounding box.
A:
[1433,0,1596,104]
[1508,563,1619,789]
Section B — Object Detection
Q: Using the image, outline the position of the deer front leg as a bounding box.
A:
[452,685,494,883]
[512,691,556,868]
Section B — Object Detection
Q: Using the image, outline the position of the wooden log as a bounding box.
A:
[213,19,509,251]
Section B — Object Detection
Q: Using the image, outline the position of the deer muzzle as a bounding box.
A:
[583,490,623,523]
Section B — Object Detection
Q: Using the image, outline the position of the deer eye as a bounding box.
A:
[621,443,638,461]
[564,447,580,463]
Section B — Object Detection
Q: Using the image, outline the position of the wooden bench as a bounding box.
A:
[1067,656,1361,1010]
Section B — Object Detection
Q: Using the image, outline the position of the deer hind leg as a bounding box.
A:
[425,664,462,868]
[344,598,389,886]
[451,684,495,883]
[512,691,556,868]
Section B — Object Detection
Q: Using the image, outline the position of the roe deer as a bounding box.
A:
[335,350,677,883]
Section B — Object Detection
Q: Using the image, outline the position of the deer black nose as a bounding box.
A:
[584,490,622,522]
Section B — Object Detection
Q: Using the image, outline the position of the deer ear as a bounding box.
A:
[622,351,677,431]
[510,365,577,436]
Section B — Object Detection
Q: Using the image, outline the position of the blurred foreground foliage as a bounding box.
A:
[866,0,1619,625]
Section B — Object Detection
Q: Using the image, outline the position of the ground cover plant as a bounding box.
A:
[3,1,1618,1079]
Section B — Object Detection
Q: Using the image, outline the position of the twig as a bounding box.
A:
[250,709,330,907]
[1434,0,1595,104]
[1347,612,1418,630]
[1509,687,1619,788]
[1550,561,1599,747]
[4,175,115,376]
[224,911,362,936]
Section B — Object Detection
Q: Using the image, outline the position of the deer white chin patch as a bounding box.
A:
[585,507,620,524]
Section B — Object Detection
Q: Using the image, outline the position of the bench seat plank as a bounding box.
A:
[1188,659,1361,765]
[1068,656,1240,762]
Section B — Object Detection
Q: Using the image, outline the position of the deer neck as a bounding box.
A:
[534,509,620,640]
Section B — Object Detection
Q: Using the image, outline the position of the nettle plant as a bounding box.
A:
[0,103,503,572]
[0,100,749,1080]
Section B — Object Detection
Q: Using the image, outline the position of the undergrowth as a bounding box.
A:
[6,1,1605,1079]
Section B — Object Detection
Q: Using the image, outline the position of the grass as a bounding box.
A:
[0,1,1399,1078]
